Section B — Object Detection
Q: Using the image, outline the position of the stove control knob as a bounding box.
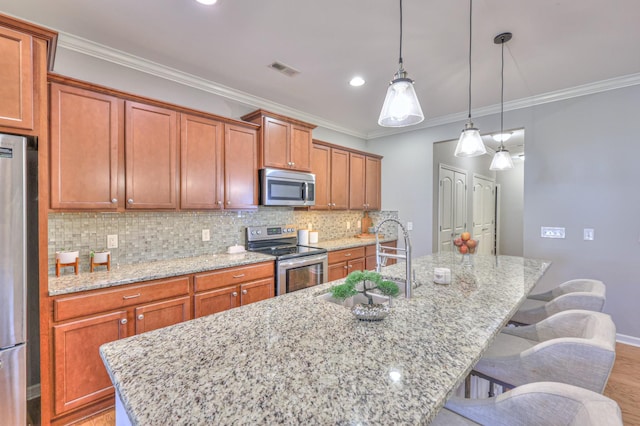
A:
[251,230,255,235]
[257,230,261,235]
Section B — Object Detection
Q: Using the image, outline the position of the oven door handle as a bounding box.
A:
[278,253,327,269]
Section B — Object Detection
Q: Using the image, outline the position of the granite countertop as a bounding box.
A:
[48,236,397,296]
[100,254,551,425]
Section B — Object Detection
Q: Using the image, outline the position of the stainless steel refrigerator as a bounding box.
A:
[0,133,27,426]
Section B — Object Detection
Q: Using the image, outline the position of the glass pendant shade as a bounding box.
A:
[490,148,514,170]
[454,122,486,157]
[378,73,424,127]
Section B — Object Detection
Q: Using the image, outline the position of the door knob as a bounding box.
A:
[232,292,238,297]
[111,198,118,203]
[137,314,144,320]
[127,199,134,204]
[120,318,128,325]
[242,289,248,295]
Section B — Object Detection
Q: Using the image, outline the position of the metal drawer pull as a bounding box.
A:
[232,274,246,279]
[344,253,352,257]
[111,198,118,203]
[120,319,127,325]
[232,292,238,297]
[127,198,134,204]
[122,293,141,300]
[242,290,248,295]
[137,314,144,320]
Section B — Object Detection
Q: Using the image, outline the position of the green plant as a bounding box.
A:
[329,270,399,305]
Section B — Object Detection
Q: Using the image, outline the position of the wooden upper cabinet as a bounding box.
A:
[349,152,366,210]
[241,109,315,172]
[50,83,121,210]
[180,113,224,209]
[125,101,178,209]
[0,25,33,130]
[349,153,381,211]
[331,148,350,209]
[224,123,258,209]
[311,142,349,210]
[365,156,381,210]
[311,144,330,210]
[263,116,289,169]
[290,124,312,171]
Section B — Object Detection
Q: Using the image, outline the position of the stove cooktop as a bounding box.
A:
[245,225,326,260]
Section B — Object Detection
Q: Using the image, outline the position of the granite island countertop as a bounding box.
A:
[100,253,551,425]
[48,236,397,296]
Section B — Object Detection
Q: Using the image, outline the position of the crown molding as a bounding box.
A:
[57,32,367,139]
[58,32,640,142]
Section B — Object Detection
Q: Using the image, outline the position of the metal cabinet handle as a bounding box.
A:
[344,253,352,257]
[127,199,134,204]
[291,162,295,166]
[232,291,238,297]
[348,265,353,269]
[217,201,223,205]
[242,289,248,295]
[328,203,332,207]
[111,198,118,203]
[227,201,231,205]
[137,314,144,320]
[232,274,245,279]
[120,319,127,325]
[123,293,141,300]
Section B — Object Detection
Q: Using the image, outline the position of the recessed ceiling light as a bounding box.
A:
[196,0,218,5]
[349,76,365,87]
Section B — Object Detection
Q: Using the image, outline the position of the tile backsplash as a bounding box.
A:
[48,208,398,275]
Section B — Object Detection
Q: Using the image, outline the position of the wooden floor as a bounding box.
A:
[605,343,640,425]
[50,343,640,425]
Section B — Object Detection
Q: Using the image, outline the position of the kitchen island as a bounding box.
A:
[100,253,550,425]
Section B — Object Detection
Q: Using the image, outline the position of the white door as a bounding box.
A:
[472,175,495,255]
[438,165,467,253]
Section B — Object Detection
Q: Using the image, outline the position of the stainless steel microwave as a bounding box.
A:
[259,168,316,206]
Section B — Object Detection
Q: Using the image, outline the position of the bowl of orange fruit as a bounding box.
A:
[453,232,478,255]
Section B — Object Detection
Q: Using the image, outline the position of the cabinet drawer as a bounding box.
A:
[328,247,365,265]
[194,261,274,292]
[54,276,190,322]
[365,244,376,256]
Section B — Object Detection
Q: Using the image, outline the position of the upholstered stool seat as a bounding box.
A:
[511,279,606,325]
[474,310,616,393]
[431,382,622,426]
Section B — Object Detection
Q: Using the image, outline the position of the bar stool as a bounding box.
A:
[431,382,622,425]
[473,310,616,394]
[511,279,606,325]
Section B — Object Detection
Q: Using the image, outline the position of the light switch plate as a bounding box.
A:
[541,227,565,239]
[583,228,594,241]
[107,234,118,248]
[202,229,210,242]
[407,221,413,231]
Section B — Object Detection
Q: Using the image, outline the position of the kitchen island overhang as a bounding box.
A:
[100,254,551,425]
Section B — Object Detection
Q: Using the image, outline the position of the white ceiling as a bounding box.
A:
[2,0,640,139]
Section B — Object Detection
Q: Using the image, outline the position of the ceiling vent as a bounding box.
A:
[268,61,300,77]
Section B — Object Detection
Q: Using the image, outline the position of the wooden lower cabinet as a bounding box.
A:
[327,247,366,281]
[53,311,128,416]
[134,296,191,334]
[193,262,275,318]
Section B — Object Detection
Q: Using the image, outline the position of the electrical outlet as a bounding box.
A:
[346,221,351,230]
[107,234,118,249]
[202,229,210,242]
[407,221,413,231]
[540,227,565,239]
[583,228,594,241]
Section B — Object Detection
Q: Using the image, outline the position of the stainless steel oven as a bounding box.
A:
[246,225,328,296]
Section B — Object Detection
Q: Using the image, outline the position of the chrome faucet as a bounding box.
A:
[374,218,412,299]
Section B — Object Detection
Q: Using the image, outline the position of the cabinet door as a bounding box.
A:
[53,311,128,415]
[347,258,366,274]
[365,156,381,210]
[134,296,191,334]
[50,83,120,210]
[125,101,178,209]
[289,124,312,171]
[349,153,366,210]
[310,144,330,210]
[224,124,258,209]
[180,114,223,209]
[330,148,350,210]
[328,262,347,281]
[0,26,33,130]
[262,116,289,169]
[193,286,240,318]
[240,278,274,306]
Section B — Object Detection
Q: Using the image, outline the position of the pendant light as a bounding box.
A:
[454,0,486,157]
[378,0,424,127]
[490,32,514,171]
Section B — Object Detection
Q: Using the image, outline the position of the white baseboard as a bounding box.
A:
[616,333,640,347]
[27,384,40,400]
